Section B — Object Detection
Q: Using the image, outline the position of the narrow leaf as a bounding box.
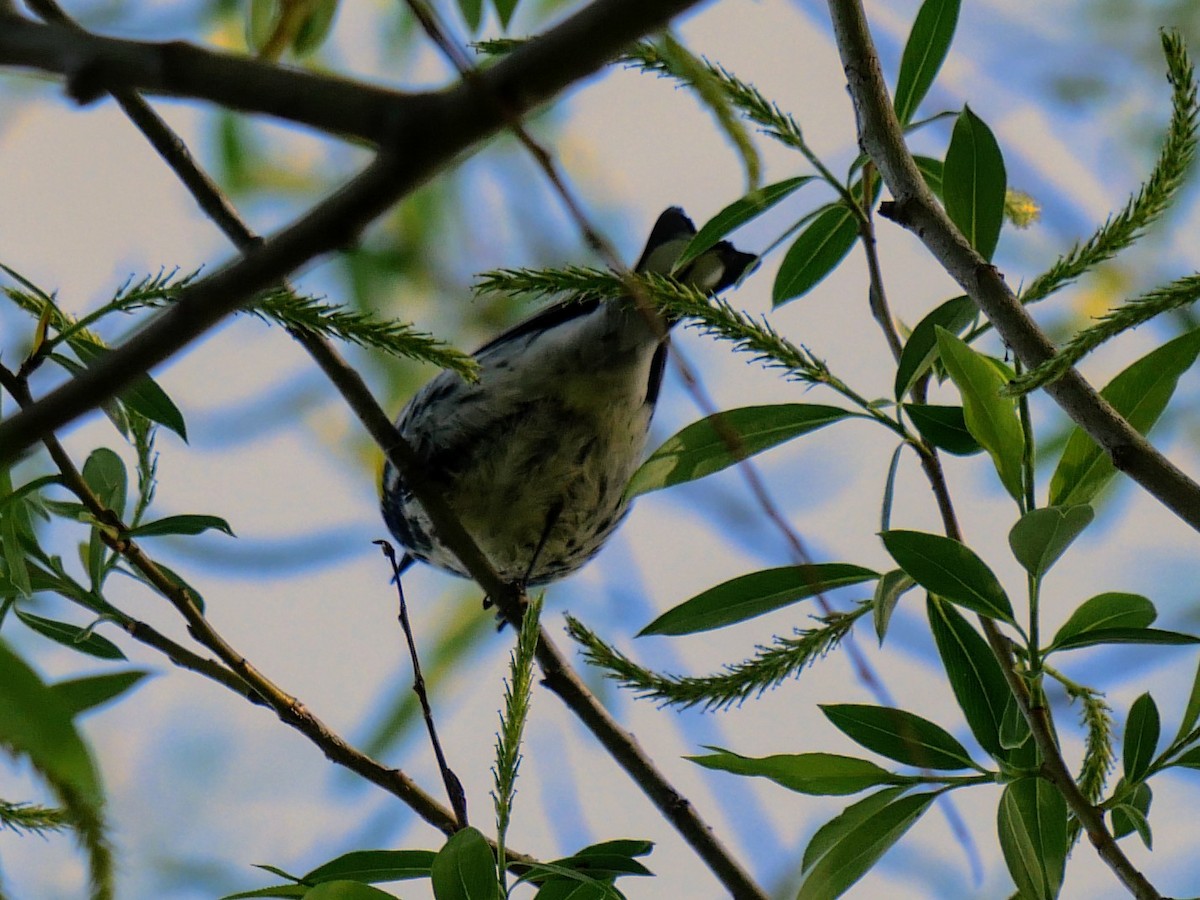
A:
[1051,627,1200,652]
[821,704,976,770]
[0,639,104,805]
[936,329,1025,501]
[802,786,911,873]
[997,778,1067,900]
[1050,327,1200,507]
[639,563,878,636]
[15,609,125,660]
[927,597,1017,757]
[71,341,187,440]
[627,404,855,498]
[1049,592,1155,649]
[302,882,396,899]
[430,827,499,900]
[687,748,902,796]
[1008,505,1094,578]
[1110,781,1152,846]
[1172,655,1200,748]
[943,105,1007,261]
[797,792,937,900]
[895,295,976,400]
[773,204,860,306]
[893,0,962,125]
[1123,693,1160,784]
[303,849,436,884]
[904,403,981,455]
[873,569,915,645]
[881,530,1014,624]
[127,515,235,538]
[676,177,814,268]
[50,670,150,718]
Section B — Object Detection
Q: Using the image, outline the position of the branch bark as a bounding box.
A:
[825,0,1200,535]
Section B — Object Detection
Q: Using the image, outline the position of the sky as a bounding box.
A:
[2,0,1200,898]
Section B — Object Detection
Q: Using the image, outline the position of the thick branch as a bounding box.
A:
[0,0,711,464]
[0,0,704,145]
[826,0,1200,534]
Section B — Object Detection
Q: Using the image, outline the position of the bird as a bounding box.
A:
[381,207,756,587]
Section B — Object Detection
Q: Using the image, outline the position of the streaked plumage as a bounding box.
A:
[381,208,755,585]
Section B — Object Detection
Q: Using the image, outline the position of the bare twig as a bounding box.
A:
[378,541,469,829]
[825,1,1164,896]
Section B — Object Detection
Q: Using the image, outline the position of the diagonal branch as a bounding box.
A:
[825,1,1165,897]
[0,0,712,465]
[0,0,708,145]
[824,0,1200,535]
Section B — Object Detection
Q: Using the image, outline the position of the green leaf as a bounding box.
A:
[1169,745,1200,770]
[493,0,518,30]
[301,882,397,899]
[1123,693,1160,784]
[15,609,125,660]
[881,530,1014,624]
[302,849,436,884]
[904,403,981,455]
[997,778,1067,900]
[1110,781,1152,846]
[627,404,855,498]
[676,177,814,269]
[71,340,187,440]
[999,693,1031,751]
[293,0,339,56]
[1049,592,1155,650]
[457,0,484,32]
[873,569,915,645]
[1008,505,1094,578]
[893,0,962,125]
[687,748,902,796]
[821,704,976,770]
[935,328,1025,501]
[50,670,150,717]
[0,465,32,597]
[127,515,235,538]
[942,105,1007,261]
[81,447,127,519]
[1049,327,1200,507]
[914,155,945,199]
[1172,656,1200,748]
[221,885,308,899]
[773,204,860,306]
[0,639,104,805]
[1051,627,1200,652]
[927,597,1017,757]
[796,791,937,900]
[802,786,911,873]
[639,563,879,636]
[430,827,499,900]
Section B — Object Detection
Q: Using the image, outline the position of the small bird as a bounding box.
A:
[381,208,756,586]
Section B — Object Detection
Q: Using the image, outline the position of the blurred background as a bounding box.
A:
[2,0,1200,896]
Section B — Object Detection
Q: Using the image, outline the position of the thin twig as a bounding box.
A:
[825,1,1164,896]
[378,541,469,828]
[0,365,475,843]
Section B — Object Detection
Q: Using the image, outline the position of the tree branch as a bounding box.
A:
[825,1,1164,896]
[825,0,1200,535]
[0,0,707,145]
[0,0,712,465]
